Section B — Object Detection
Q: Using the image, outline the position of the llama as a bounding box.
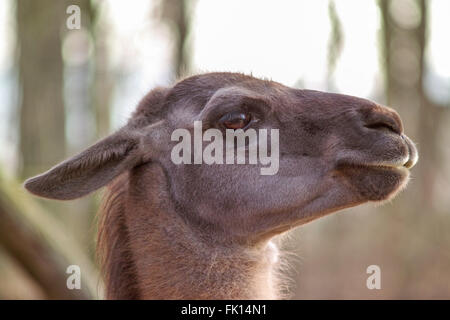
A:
[24,72,418,299]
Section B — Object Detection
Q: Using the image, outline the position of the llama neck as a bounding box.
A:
[126,208,279,299]
[105,163,280,299]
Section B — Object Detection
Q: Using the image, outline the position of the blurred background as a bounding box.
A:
[0,0,449,299]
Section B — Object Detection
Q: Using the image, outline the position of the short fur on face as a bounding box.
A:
[24,72,418,299]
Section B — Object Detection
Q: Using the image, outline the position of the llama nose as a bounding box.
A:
[364,106,403,135]
[402,134,418,169]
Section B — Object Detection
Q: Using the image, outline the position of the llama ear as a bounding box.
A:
[24,128,144,200]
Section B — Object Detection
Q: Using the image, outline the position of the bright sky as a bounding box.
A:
[193,0,379,98]
[428,0,450,78]
[193,0,331,88]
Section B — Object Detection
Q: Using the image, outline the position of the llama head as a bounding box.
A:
[25,72,418,244]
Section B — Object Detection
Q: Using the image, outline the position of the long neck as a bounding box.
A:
[98,163,280,299]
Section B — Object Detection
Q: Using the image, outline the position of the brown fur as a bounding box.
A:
[24,72,418,299]
[98,165,281,299]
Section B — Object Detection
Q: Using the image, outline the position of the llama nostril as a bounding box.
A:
[402,135,418,169]
[365,106,403,135]
[365,121,399,134]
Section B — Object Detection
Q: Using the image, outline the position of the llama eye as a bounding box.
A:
[220,112,251,130]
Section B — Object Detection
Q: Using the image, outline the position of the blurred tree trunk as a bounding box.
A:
[0,172,99,299]
[61,0,105,256]
[378,0,450,296]
[92,4,113,139]
[379,0,447,210]
[17,0,68,179]
[326,0,343,91]
[413,0,448,208]
[16,0,103,272]
[158,0,194,77]
[0,245,46,299]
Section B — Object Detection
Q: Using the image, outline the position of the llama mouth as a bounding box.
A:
[365,164,410,176]
[367,160,411,170]
[366,149,417,171]
[336,161,410,201]
[336,154,412,171]
[367,136,418,170]
[338,162,410,173]
[340,135,418,172]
